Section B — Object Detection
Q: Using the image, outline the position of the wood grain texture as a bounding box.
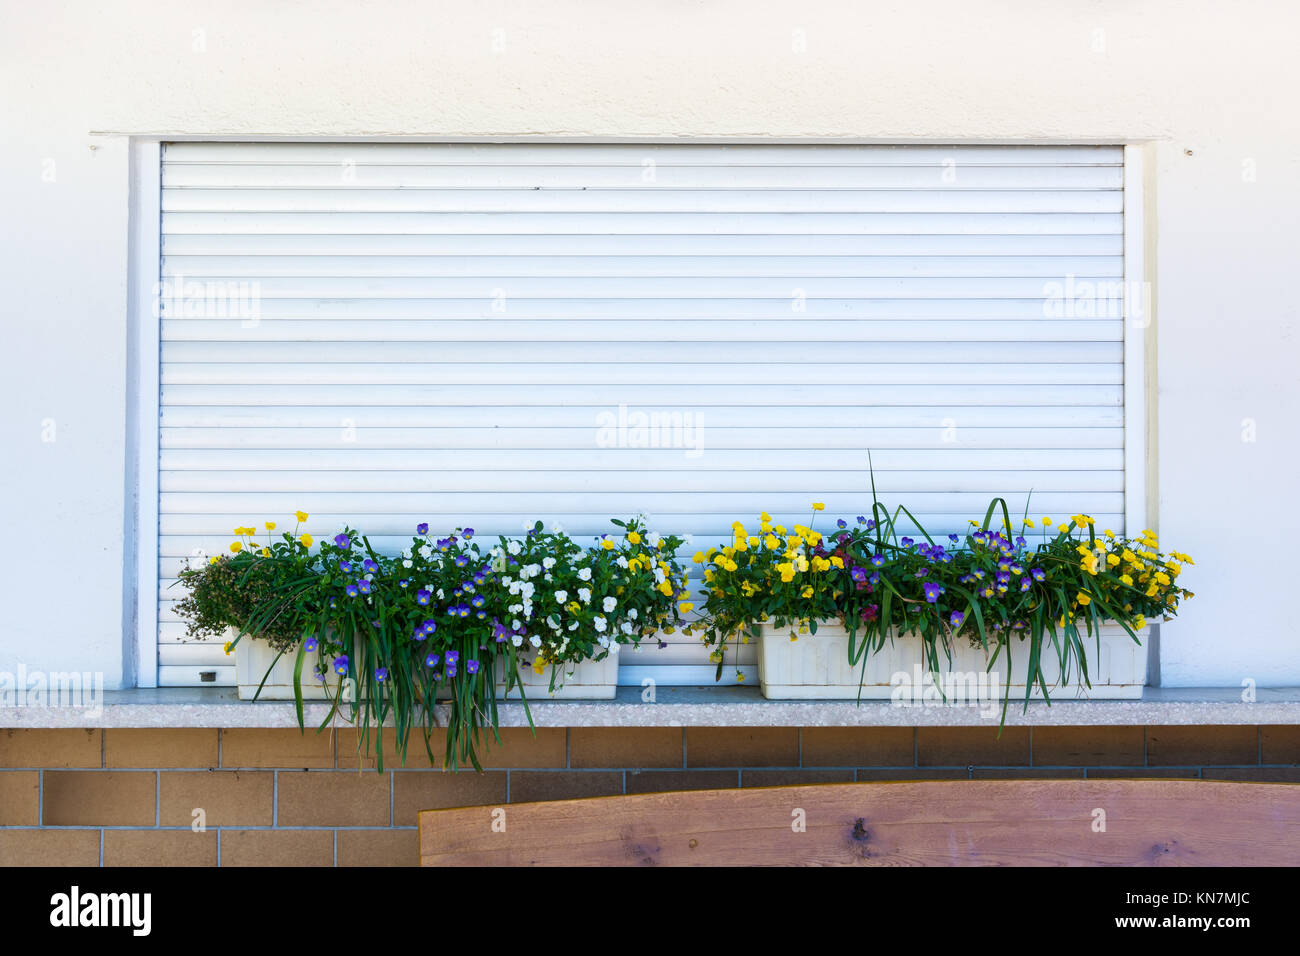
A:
[419,780,1300,867]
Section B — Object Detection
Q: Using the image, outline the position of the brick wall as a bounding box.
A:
[2,726,1297,866]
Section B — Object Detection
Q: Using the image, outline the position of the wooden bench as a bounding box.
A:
[419,779,1300,866]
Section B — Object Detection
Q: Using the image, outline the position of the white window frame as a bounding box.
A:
[126,138,1151,690]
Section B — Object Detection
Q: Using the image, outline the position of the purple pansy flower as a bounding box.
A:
[949,610,965,628]
[339,560,352,573]
[374,667,388,682]
[334,533,351,549]
[416,588,432,606]
[304,637,318,653]
[424,653,440,669]
[922,582,946,603]
[358,579,372,595]
[417,522,429,535]
[333,656,349,676]
[363,558,378,573]
[345,583,359,598]
[466,660,480,675]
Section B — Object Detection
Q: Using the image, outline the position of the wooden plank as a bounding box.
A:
[418,780,1300,867]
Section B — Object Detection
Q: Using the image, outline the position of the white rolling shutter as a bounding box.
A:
[156,142,1129,687]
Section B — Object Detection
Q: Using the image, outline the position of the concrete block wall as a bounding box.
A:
[1,726,1296,866]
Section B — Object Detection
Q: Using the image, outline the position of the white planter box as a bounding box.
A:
[232,628,620,701]
[233,630,333,700]
[496,644,621,700]
[756,620,1149,701]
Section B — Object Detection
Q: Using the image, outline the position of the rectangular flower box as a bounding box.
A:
[496,644,621,700]
[756,620,1149,701]
[233,631,333,700]
[232,629,621,701]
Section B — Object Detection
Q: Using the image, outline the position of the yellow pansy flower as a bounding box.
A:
[811,502,825,511]
[601,538,615,550]
[295,511,309,523]
[678,601,695,614]
[1075,591,1091,605]
[208,556,219,565]
[627,531,641,545]
[230,541,243,553]
[692,551,705,564]
[300,533,313,547]
[265,521,276,531]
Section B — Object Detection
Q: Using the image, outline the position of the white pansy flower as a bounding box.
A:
[512,619,523,630]
[577,587,591,604]
[511,634,524,647]
[419,545,433,559]
[593,616,607,632]
[621,621,634,635]
[628,608,638,620]
[577,567,592,581]
[647,532,662,548]
[568,621,580,631]
[507,539,522,556]
[542,557,556,570]
[602,596,617,613]
[552,522,564,534]
[653,568,666,584]
[555,590,568,603]
[529,635,542,647]
[616,556,628,568]
[403,559,413,568]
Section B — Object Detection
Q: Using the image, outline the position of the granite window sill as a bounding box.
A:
[0,685,1295,728]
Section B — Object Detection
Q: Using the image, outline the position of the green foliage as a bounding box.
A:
[173,516,689,771]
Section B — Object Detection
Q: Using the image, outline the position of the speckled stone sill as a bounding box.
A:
[0,685,1296,728]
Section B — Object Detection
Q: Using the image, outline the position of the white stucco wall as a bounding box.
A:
[2,1,1297,688]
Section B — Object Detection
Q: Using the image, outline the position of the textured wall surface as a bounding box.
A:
[1,2,1298,686]
[1,726,1297,865]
